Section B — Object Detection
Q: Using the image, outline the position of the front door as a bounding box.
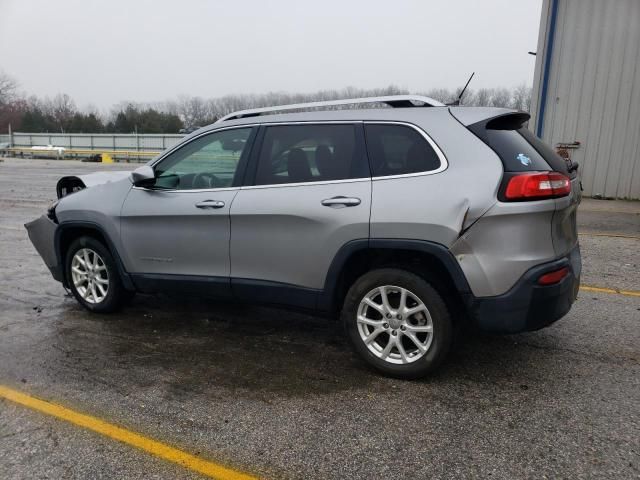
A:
[120,126,255,293]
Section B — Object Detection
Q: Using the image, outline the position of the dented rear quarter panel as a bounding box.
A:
[369,109,504,246]
[451,201,558,297]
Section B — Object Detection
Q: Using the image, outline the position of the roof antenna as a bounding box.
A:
[447,72,475,106]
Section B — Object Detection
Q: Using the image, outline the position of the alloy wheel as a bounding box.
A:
[356,285,434,365]
[70,248,109,304]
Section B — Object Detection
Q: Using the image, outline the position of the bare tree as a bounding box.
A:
[40,93,77,131]
[419,88,453,104]
[512,84,532,111]
[0,71,19,106]
[177,95,213,127]
[474,88,492,107]
[490,88,512,108]
[8,84,536,133]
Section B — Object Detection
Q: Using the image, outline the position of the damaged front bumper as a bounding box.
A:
[25,215,62,282]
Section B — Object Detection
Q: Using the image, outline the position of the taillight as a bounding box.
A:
[504,172,571,201]
[538,267,570,285]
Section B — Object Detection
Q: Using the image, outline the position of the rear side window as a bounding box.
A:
[254,124,366,185]
[364,124,441,177]
[468,114,571,175]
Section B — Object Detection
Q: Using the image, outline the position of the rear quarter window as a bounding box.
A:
[364,124,442,177]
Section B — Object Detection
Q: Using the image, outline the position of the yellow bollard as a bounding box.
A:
[101,152,114,164]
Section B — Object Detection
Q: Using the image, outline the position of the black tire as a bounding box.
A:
[65,236,128,313]
[342,268,453,379]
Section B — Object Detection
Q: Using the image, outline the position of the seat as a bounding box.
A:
[287,148,312,182]
[315,145,341,180]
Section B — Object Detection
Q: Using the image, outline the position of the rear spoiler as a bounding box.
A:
[448,107,526,127]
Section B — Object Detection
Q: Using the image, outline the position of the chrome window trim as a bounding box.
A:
[364,121,449,181]
[240,177,370,191]
[132,185,240,193]
[146,120,448,191]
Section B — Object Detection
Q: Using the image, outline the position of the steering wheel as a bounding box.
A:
[192,172,219,189]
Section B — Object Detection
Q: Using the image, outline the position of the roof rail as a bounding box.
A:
[216,95,445,122]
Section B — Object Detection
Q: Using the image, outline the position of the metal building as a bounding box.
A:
[530,0,640,199]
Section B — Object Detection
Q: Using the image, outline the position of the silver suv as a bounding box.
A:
[26,96,582,378]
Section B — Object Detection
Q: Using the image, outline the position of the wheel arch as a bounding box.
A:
[319,239,473,316]
[55,222,134,291]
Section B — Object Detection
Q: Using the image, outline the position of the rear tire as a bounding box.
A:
[342,268,453,379]
[65,236,128,313]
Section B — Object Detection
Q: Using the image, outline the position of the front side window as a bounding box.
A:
[364,124,442,177]
[254,124,364,185]
[153,127,253,189]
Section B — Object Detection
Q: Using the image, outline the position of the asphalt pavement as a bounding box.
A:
[0,158,638,479]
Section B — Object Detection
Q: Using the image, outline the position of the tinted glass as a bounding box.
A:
[255,124,362,185]
[519,128,571,175]
[364,124,441,177]
[469,116,571,175]
[476,128,552,172]
[154,128,252,189]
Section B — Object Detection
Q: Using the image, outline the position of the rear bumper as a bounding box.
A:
[468,245,581,333]
[25,215,63,282]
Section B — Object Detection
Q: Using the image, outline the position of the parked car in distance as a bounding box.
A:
[26,95,581,378]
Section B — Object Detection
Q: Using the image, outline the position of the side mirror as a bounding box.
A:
[130,165,155,187]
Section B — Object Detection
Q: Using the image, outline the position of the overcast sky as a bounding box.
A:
[0,0,542,109]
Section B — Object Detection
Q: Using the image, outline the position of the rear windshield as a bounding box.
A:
[468,115,570,175]
[519,128,569,174]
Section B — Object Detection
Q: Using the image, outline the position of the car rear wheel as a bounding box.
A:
[342,268,453,379]
[66,236,128,313]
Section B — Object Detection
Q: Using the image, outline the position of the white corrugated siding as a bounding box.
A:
[530,0,640,199]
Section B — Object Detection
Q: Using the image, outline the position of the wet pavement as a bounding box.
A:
[0,158,639,479]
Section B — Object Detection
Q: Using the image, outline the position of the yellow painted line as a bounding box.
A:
[579,232,640,240]
[580,285,640,298]
[0,385,258,480]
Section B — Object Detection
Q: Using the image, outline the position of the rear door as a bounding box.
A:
[229,123,371,305]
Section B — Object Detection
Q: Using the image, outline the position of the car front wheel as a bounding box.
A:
[342,268,453,379]
[65,236,128,313]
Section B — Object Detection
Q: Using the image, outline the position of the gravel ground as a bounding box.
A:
[0,158,638,479]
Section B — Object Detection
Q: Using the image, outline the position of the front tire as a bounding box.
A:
[342,268,453,379]
[65,236,128,313]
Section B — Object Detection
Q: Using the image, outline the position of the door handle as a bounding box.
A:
[321,196,361,207]
[195,200,225,209]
